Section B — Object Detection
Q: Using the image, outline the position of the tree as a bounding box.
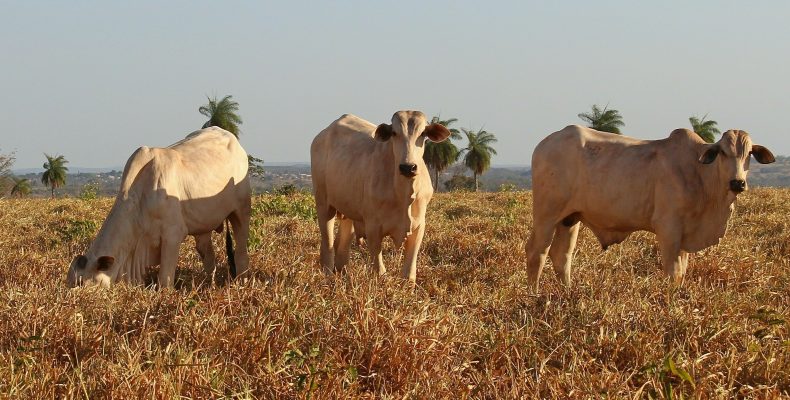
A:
[10,177,31,197]
[42,153,68,198]
[0,150,14,194]
[423,116,462,191]
[444,174,475,192]
[578,104,625,134]
[248,155,265,179]
[689,114,720,143]
[460,128,498,191]
[198,94,264,177]
[199,95,243,137]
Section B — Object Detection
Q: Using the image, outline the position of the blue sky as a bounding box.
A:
[2,1,788,168]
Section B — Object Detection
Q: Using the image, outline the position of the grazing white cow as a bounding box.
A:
[66,127,252,288]
[527,125,775,288]
[310,111,451,281]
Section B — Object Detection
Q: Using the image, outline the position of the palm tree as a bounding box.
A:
[423,116,462,191]
[460,128,498,191]
[42,154,68,198]
[578,104,625,134]
[199,95,243,137]
[689,114,720,143]
[10,177,31,197]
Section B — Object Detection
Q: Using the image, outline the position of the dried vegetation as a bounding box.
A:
[0,189,788,398]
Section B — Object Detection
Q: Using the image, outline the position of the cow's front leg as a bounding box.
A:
[657,228,684,282]
[679,251,689,275]
[158,225,187,288]
[366,228,386,276]
[548,221,580,285]
[402,223,425,282]
[194,233,216,274]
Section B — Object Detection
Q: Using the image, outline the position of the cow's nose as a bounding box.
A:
[729,179,746,193]
[399,163,417,177]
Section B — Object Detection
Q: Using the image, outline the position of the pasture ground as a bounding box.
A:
[0,190,788,398]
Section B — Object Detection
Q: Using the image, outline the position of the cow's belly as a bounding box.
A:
[580,208,651,249]
[180,194,240,235]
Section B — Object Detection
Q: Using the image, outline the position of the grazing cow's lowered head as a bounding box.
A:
[67,254,115,288]
[698,130,775,194]
[373,111,452,178]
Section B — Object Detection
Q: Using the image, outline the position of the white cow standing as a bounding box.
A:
[527,126,775,289]
[310,111,451,281]
[66,127,252,288]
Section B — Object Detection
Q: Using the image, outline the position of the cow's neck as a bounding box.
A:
[688,145,737,249]
[86,192,144,282]
[376,144,422,243]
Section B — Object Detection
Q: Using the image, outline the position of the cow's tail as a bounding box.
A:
[225,219,236,278]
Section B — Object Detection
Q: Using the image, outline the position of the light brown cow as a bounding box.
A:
[66,127,251,288]
[310,111,451,281]
[527,125,775,288]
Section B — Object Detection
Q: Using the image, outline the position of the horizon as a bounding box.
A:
[3,1,789,169]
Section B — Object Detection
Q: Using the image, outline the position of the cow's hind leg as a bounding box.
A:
[526,221,556,291]
[229,208,251,280]
[334,218,354,273]
[548,221,580,285]
[194,233,216,274]
[317,205,337,275]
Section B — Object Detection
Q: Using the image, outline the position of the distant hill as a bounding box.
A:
[749,155,790,187]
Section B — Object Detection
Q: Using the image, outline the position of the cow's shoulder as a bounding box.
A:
[666,128,702,144]
[331,114,377,136]
[176,127,237,149]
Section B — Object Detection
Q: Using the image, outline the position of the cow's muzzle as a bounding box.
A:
[399,163,417,178]
[729,179,746,194]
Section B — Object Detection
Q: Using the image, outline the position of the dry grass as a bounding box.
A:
[0,189,788,398]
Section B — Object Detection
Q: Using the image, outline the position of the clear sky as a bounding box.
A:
[2,1,788,169]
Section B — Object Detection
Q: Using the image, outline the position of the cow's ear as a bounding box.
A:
[374,124,393,142]
[751,144,775,164]
[74,255,88,269]
[97,256,115,271]
[699,145,720,164]
[423,123,451,143]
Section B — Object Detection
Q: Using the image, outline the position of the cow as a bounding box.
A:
[526,125,775,289]
[310,111,451,282]
[66,127,252,288]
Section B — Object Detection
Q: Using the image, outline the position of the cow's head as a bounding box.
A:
[374,111,451,178]
[698,130,775,194]
[66,254,115,287]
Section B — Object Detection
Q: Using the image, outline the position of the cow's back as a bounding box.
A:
[532,125,661,232]
[123,127,250,235]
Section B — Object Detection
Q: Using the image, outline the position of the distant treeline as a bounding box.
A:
[9,156,790,197]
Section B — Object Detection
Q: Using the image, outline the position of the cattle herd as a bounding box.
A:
[65,110,776,290]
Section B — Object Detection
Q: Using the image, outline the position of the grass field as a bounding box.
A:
[0,189,788,398]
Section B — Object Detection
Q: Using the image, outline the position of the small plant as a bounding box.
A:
[640,353,696,399]
[498,183,517,192]
[273,183,298,197]
[79,182,100,201]
[56,218,98,244]
[254,193,316,220]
